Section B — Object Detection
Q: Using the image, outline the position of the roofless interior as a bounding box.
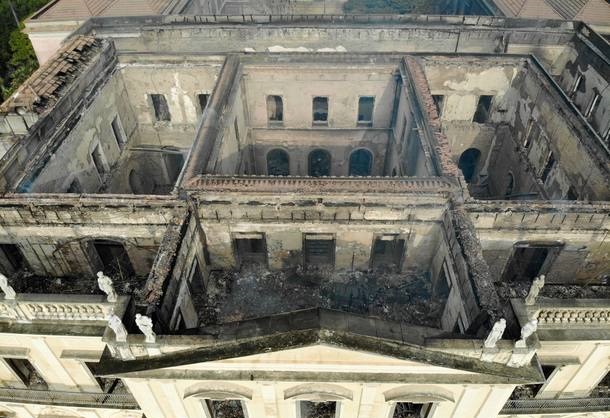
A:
[11,51,608,202]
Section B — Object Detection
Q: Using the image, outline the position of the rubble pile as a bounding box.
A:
[199,267,446,328]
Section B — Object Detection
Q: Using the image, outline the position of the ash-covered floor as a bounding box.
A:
[196,267,446,328]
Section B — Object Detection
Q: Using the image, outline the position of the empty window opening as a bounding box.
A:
[505,173,514,198]
[392,168,398,177]
[523,120,540,149]
[433,262,451,300]
[234,117,241,147]
[300,401,338,418]
[349,149,373,176]
[92,240,135,279]
[150,94,171,121]
[304,234,335,267]
[591,370,610,398]
[370,235,405,271]
[357,96,375,125]
[267,95,283,122]
[585,92,601,119]
[308,149,331,177]
[175,311,186,331]
[205,400,246,418]
[392,402,428,418]
[267,149,290,176]
[502,243,562,282]
[163,152,185,185]
[66,178,82,194]
[570,72,583,97]
[473,95,493,123]
[458,148,481,183]
[4,358,47,389]
[0,244,25,274]
[91,144,107,177]
[432,95,445,118]
[235,234,267,268]
[510,366,556,400]
[566,186,579,200]
[313,97,328,124]
[110,115,126,148]
[453,316,465,334]
[197,93,210,113]
[541,151,555,183]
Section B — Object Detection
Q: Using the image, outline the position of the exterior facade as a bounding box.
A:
[0,14,609,418]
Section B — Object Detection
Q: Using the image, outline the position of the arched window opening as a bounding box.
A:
[458,148,481,183]
[129,169,144,194]
[505,173,514,198]
[267,95,283,122]
[267,149,290,176]
[308,149,331,177]
[349,149,373,176]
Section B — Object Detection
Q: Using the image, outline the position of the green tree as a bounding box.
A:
[0,0,51,102]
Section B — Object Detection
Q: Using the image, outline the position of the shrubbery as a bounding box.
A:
[0,0,50,102]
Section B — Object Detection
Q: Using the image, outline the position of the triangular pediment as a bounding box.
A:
[174,344,474,376]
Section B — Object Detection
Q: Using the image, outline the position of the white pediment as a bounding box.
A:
[170,344,475,375]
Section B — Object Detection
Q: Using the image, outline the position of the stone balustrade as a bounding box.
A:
[185,174,456,194]
[525,300,610,328]
[0,294,116,323]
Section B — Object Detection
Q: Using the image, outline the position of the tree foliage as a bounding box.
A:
[0,0,51,102]
[343,0,442,14]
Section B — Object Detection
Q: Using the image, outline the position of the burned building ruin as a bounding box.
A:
[0,13,608,418]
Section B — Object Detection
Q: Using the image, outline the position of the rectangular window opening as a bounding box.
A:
[313,97,329,124]
[304,234,335,267]
[357,96,374,126]
[585,92,601,119]
[205,400,246,418]
[267,95,284,122]
[110,115,126,148]
[66,178,82,193]
[0,243,25,273]
[234,117,241,147]
[150,94,171,122]
[570,72,583,97]
[393,402,427,418]
[197,93,210,114]
[432,95,445,118]
[501,243,562,282]
[5,358,47,389]
[300,401,338,418]
[235,234,267,268]
[541,151,555,183]
[370,235,404,271]
[91,144,107,177]
[473,95,493,123]
[523,120,540,149]
[93,240,135,278]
